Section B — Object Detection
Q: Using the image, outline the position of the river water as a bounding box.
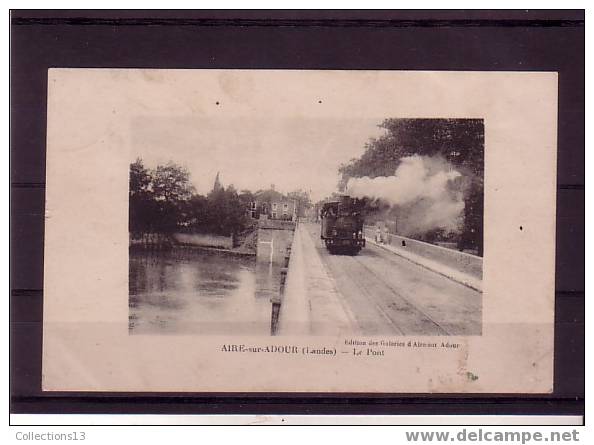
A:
[129,248,270,335]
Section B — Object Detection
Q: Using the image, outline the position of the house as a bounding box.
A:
[250,186,297,221]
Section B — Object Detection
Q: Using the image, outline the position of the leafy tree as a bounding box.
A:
[129,160,254,246]
[286,189,312,218]
[205,184,248,237]
[338,119,484,254]
[221,185,250,238]
[339,119,484,185]
[130,158,151,197]
[130,160,196,238]
[129,158,155,236]
[152,163,195,203]
[238,190,255,207]
[185,194,209,232]
[150,163,195,234]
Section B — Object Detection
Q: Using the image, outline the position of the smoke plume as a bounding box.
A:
[345,155,466,237]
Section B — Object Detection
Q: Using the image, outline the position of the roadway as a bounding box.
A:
[300,222,482,336]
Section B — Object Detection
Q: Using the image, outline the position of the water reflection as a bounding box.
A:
[129,248,269,335]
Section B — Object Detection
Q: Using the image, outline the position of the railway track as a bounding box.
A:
[350,254,452,336]
[303,222,481,336]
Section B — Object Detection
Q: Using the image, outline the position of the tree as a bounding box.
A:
[129,160,253,245]
[205,180,249,237]
[152,163,195,203]
[339,119,484,185]
[129,160,197,238]
[185,194,209,232]
[219,185,249,238]
[286,189,312,218]
[129,158,155,236]
[149,163,195,234]
[238,189,255,206]
[130,158,151,197]
[338,119,484,254]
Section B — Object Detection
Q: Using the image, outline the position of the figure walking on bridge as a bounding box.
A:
[375,226,382,244]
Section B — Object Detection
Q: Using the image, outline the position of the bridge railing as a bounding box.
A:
[363,225,483,279]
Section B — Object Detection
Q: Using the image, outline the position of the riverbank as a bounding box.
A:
[130,230,257,256]
[166,242,256,257]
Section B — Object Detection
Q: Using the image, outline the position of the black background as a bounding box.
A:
[10,10,584,421]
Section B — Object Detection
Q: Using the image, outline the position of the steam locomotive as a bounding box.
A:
[320,195,366,255]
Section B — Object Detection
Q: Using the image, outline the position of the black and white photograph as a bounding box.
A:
[11,7,582,418]
[128,115,484,337]
[40,68,557,394]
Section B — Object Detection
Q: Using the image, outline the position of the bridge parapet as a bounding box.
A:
[364,225,483,280]
[255,219,296,334]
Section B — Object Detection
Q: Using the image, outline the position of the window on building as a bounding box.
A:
[283,203,289,210]
[272,203,278,210]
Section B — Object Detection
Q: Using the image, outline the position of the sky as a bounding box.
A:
[131,116,386,201]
